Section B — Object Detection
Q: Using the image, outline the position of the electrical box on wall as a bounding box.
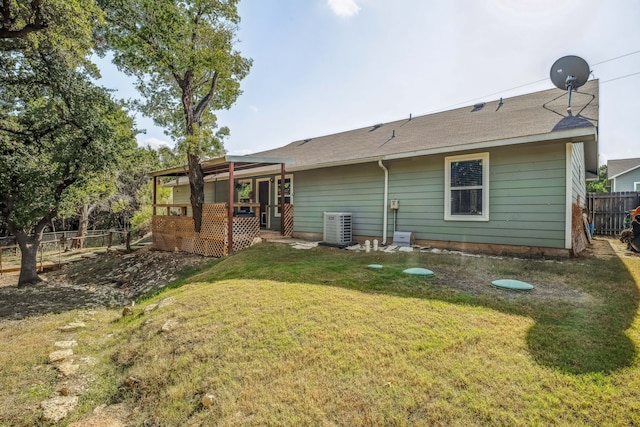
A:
[390,199,399,210]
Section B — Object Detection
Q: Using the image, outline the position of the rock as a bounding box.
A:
[157,297,176,308]
[54,340,78,349]
[124,376,139,388]
[41,395,78,422]
[384,245,398,253]
[399,247,413,252]
[161,319,179,332]
[121,306,134,317]
[79,356,97,365]
[59,387,70,396]
[67,403,128,427]
[143,303,159,314]
[49,349,74,362]
[58,321,86,331]
[56,361,80,377]
[291,242,318,250]
[201,393,216,408]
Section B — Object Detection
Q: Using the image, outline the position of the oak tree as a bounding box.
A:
[99,0,251,231]
[0,46,136,285]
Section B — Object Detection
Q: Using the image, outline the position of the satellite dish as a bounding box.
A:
[550,55,590,112]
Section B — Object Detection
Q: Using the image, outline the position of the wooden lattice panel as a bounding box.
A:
[191,237,225,257]
[283,204,294,237]
[174,217,195,237]
[232,217,260,252]
[152,216,175,234]
[177,235,196,253]
[200,217,227,239]
[152,203,248,258]
[152,233,175,252]
[203,203,228,219]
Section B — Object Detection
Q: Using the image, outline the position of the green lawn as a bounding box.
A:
[1,242,639,426]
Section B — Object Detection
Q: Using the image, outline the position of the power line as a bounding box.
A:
[600,70,640,84]
[425,49,640,114]
[592,49,640,66]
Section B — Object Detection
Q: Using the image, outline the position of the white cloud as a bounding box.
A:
[139,137,173,150]
[327,0,361,17]
[249,105,259,113]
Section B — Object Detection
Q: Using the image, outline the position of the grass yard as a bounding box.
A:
[1,241,639,426]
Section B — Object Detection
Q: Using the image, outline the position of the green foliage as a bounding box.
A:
[0,46,137,235]
[587,164,608,193]
[99,0,251,157]
[0,0,103,69]
[130,182,171,233]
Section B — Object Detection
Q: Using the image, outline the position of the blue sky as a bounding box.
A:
[96,0,640,164]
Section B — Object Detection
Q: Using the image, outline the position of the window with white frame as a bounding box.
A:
[274,175,293,217]
[635,182,640,191]
[444,153,489,221]
[236,179,252,203]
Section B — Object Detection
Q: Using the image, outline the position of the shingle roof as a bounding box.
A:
[254,80,599,172]
[608,157,640,179]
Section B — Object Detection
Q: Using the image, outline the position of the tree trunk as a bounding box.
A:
[180,75,206,233]
[15,232,42,286]
[188,153,205,232]
[73,203,89,249]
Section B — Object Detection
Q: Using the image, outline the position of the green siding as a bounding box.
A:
[294,143,568,249]
[571,143,586,205]
[614,168,640,191]
[171,182,217,216]
[294,163,384,237]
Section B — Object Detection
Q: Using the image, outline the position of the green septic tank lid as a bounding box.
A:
[403,268,435,277]
[491,279,534,290]
[368,264,384,269]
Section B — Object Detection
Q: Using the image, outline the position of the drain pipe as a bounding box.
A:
[378,160,389,245]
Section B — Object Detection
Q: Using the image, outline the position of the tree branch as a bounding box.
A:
[0,0,47,39]
[194,70,218,119]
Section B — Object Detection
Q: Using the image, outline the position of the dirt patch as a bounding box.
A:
[0,247,208,320]
[582,237,620,259]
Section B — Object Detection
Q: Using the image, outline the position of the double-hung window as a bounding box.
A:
[444,153,489,221]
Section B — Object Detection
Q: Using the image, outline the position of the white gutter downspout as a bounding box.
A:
[378,160,389,245]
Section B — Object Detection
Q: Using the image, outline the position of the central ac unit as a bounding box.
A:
[323,212,352,245]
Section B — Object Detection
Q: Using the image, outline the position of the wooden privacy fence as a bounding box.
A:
[587,192,640,236]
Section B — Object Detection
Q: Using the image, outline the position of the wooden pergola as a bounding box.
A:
[150,155,293,255]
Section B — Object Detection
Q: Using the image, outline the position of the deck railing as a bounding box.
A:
[152,203,261,257]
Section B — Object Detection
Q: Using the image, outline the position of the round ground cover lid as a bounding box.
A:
[491,279,534,290]
[403,268,435,277]
[368,264,384,269]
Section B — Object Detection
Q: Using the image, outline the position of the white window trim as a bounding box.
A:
[634,181,640,191]
[274,174,293,217]
[444,152,490,221]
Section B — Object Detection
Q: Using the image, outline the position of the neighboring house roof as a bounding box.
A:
[253,79,599,174]
[608,157,640,179]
